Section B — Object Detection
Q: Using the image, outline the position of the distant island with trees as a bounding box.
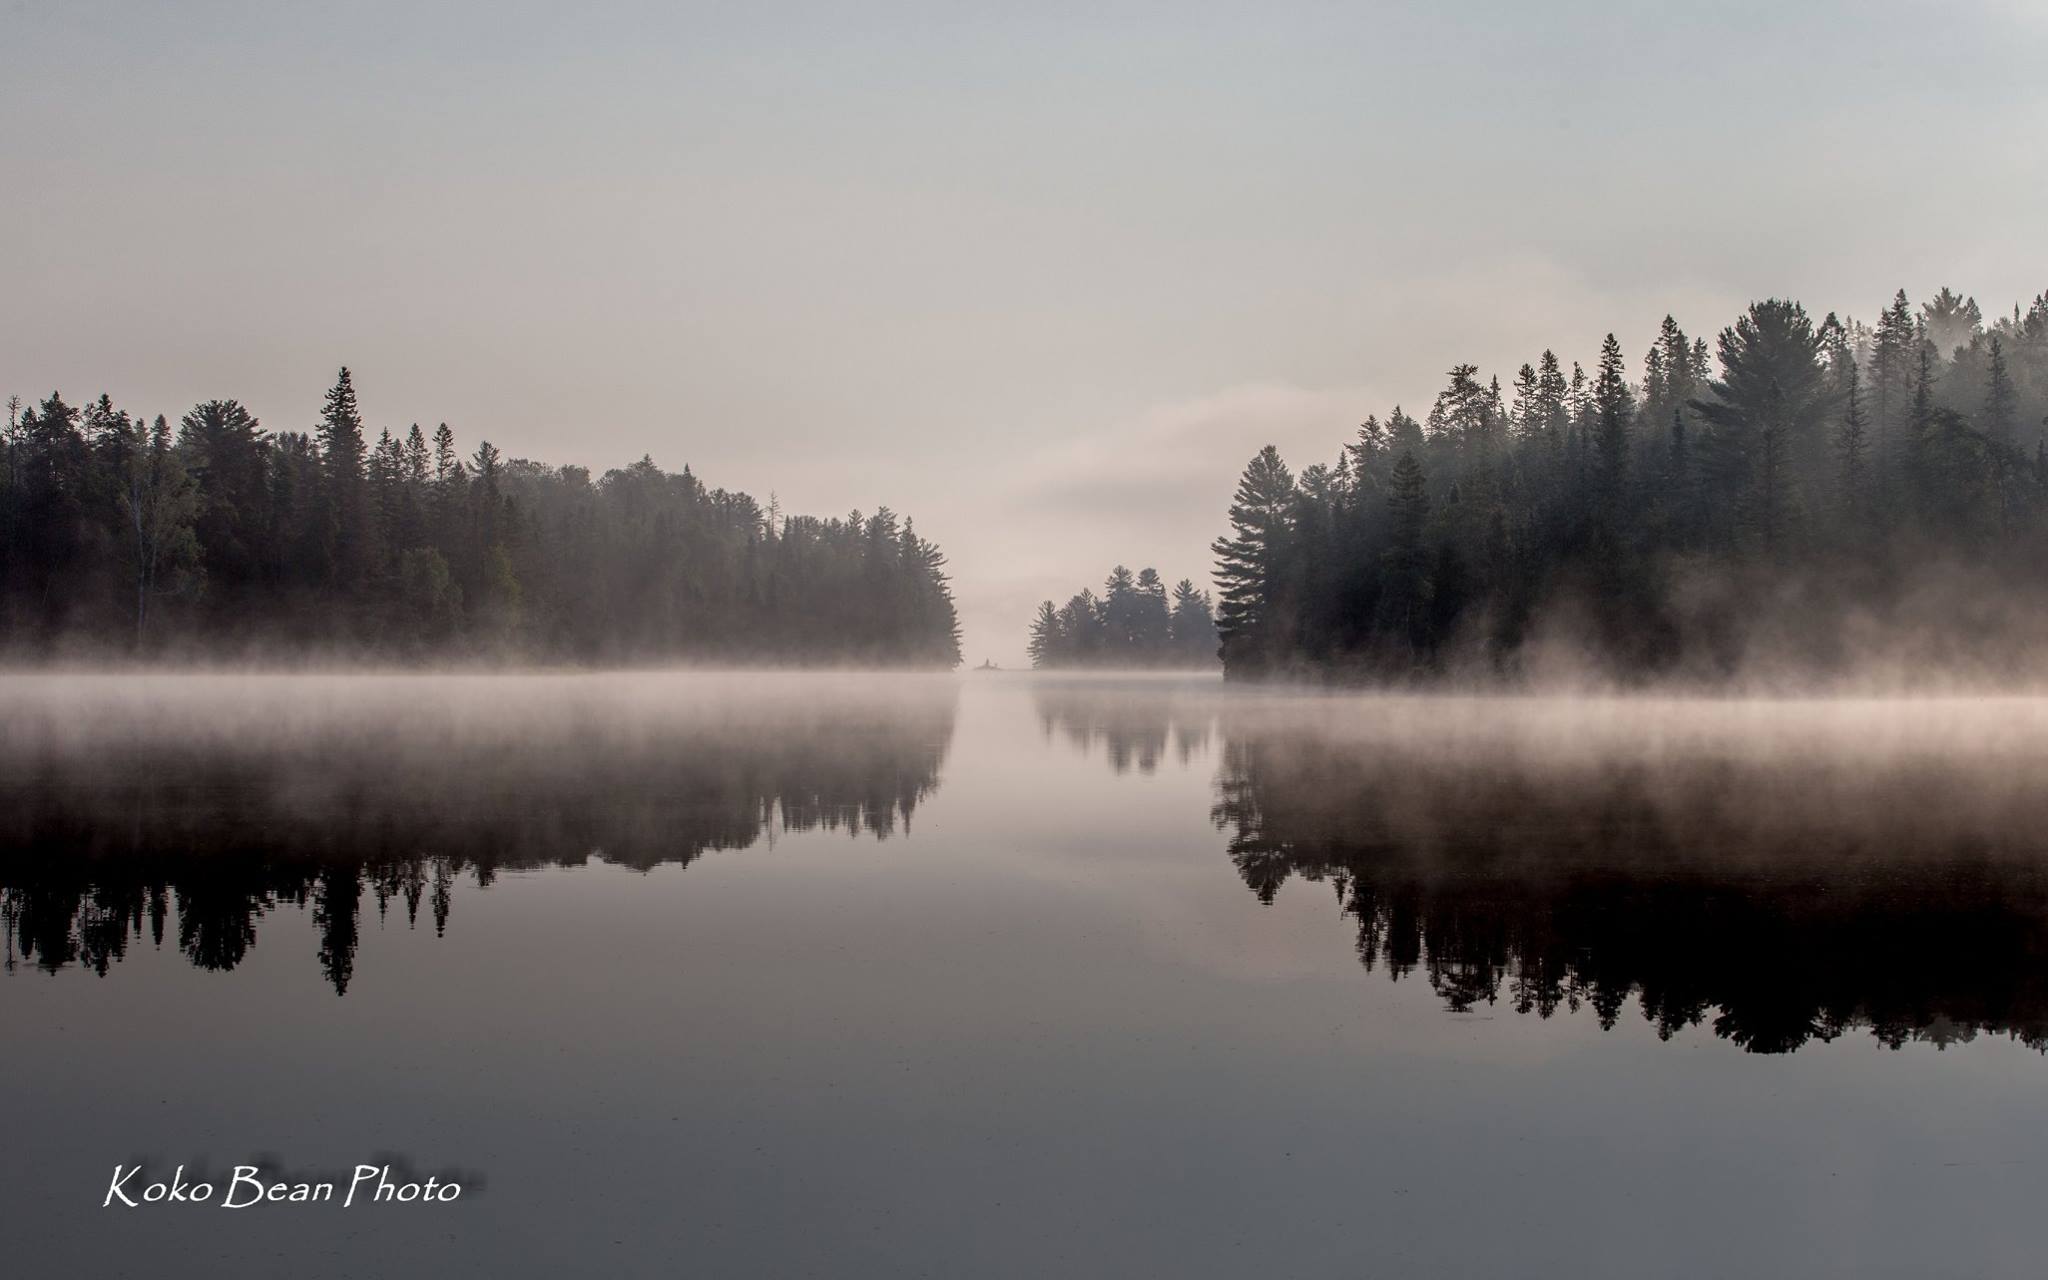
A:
[0,368,961,666]
[1211,286,2048,684]
[1027,566,1218,668]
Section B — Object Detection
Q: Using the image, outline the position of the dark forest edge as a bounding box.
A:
[0,368,962,666]
[1212,286,2048,685]
[1027,565,1219,668]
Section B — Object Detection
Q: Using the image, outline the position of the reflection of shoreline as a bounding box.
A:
[0,676,959,994]
[1036,687,2048,1054]
[1031,681,1215,775]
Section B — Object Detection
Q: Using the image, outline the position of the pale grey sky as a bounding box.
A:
[6,1,2047,663]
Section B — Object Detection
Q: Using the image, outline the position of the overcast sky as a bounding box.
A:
[6,1,2047,663]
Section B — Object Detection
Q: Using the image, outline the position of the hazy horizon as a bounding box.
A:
[8,0,2047,664]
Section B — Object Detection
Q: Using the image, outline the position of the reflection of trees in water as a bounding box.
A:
[1039,684,2048,1054]
[1031,684,1212,775]
[0,684,957,994]
[1213,717,2048,1053]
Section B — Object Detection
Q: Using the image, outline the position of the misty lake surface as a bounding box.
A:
[7,672,2048,1278]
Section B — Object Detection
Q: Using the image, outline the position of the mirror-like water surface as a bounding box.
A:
[6,673,2047,1277]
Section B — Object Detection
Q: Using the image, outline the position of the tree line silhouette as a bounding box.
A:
[0,368,961,665]
[0,680,957,994]
[1213,286,2048,680]
[1026,566,1218,668]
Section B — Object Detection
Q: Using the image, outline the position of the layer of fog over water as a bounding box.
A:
[6,672,2048,1277]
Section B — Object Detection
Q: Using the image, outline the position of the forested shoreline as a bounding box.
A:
[1212,286,2048,683]
[1027,565,1218,668]
[0,369,961,666]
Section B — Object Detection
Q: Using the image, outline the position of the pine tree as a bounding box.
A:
[1836,361,1869,522]
[429,423,465,548]
[1870,289,1915,465]
[1427,364,1494,449]
[1659,317,1695,412]
[1537,350,1569,438]
[1654,317,1703,477]
[1211,446,1296,671]
[1908,326,1936,474]
[1168,578,1218,664]
[1667,407,1694,544]
[1566,362,1592,485]
[1509,363,1542,442]
[1593,333,1632,502]
[466,440,512,622]
[1693,300,1827,549]
[404,424,430,485]
[397,423,431,552]
[1100,564,1140,657]
[118,414,201,644]
[1386,406,1424,456]
[316,367,371,586]
[1027,600,1062,668]
[178,399,269,594]
[1642,344,1666,417]
[1377,448,1432,653]
[368,427,404,570]
[431,422,460,484]
[1057,590,1103,661]
[1346,415,1389,496]
[1134,567,1171,657]
[1818,312,1852,386]
[1984,336,2018,443]
[1921,286,1982,359]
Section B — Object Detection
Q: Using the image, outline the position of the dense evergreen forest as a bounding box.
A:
[1026,566,1218,667]
[1213,286,2048,682]
[0,369,961,665]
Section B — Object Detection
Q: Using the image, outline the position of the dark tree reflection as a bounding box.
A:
[0,677,957,994]
[1031,680,1213,775]
[1042,688,2048,1054]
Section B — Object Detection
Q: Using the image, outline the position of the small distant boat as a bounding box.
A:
[974,659,1001,671]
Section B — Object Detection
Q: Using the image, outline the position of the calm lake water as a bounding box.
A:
[6,672,2048,1277]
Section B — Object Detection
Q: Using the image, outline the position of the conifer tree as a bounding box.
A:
[1870,289,1915,464]
[1593,334,1632,502]
[1211,446,1296,671]
[1134,567,1171,653]
[1908,327,1936,486]
[1168,578,1218,663]
[1377,449,1431,652]
[178,399,269,595]
[118,414,201,643]
[1666,407,1695,544]
[1537,351,1569,436]
[1836,362,1869,523]
[1027,600,1061,667]
[1921,286,1982,358]
[1984,336,2018,443]
[1100,564,1140,656]
[1509,364,1542,442]
[431,422,460,484]
[405,424,431,486]
[1659,317,1695,410]
[316,367,371,586]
